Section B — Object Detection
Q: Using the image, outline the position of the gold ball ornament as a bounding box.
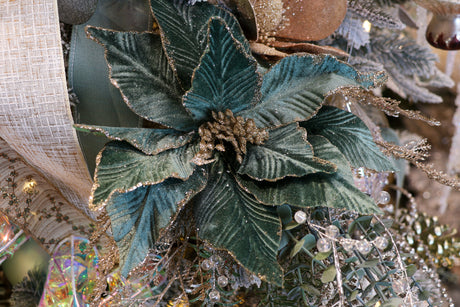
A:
[274,0,347,41]
[251,0,285,38]
[225,0,347,42]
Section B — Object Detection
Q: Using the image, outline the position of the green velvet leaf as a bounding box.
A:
[92,141,199,208]
[107,167,207,276]
[237,135,381,215]
[183,18,259,122]
[75,124,195,155]
[239,54,387,128]
[86,27,196,131]
[238,123,336,181]
[194,157,283,285]
[151,0,250,89]
[302,106,395,172]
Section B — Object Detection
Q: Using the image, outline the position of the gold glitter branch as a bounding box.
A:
[329,86,460,189]
[413,161,460,190]
[376,137,431,162]
[376,138,460,190]
[88,210,111,249]
[334,87,441,126]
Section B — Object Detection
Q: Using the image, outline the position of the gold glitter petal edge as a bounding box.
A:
[85,26,183,127]
[128,167,209,278]
[240,124,337,182]
[89,144,198,211]
[74,124,195,156]
[183,17,263,112]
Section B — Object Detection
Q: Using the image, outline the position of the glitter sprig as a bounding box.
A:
[330,87,441,126]
[376,138,460,190]
[195,109,269,164]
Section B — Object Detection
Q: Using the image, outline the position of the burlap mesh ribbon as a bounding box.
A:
[0,137,97,251]
[0,0,94,224]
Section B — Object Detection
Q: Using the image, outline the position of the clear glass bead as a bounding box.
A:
[356,240,371,254]
[373,236,389,250]
[427,234,435,245]
[434,226,442,236]
[325,225,339,238]
[209,289,220,303]
[217,275,228,287]
[341,238,355,252]
[317,238,332,253]
[201,259,213,271]
[294,210,307,224]
[414,221,422,235]
[210,254,222,265]
[377,191,391,204]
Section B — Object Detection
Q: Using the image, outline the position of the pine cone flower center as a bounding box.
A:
[194,109,269,164]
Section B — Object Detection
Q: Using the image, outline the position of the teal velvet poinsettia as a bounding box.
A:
[76,0,394,284]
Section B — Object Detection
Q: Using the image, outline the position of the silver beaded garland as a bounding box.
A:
[317,238,332,253]
[373,236,389,250]
[356,240,371,254]
[377,190,391,204]
[341,238,355,252]
[325,225,340,238]
[294,210,307,224]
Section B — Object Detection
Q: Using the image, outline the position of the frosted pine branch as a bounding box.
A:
[336,11,370,49]
[386,66,444,103]
[366,31,437,78]
[349,0,405,30]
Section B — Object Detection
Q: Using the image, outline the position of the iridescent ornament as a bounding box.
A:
[356,240,371,254]
[294,210,307,224]
[39,236,98,306]
[415,0,460,50]
[100,267,157,305]
[0,215,28,264]
[317,238,332,253]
